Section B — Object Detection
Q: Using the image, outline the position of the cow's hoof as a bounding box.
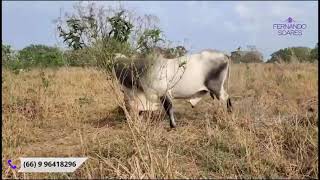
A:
[167,126,177,131]
[170,123,177,129]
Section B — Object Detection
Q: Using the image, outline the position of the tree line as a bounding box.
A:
[229,44,318,64]
[3,42,317,71]
[266,44,318,63]
[2,2,318,72]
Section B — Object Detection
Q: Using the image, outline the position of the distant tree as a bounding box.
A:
[291,47,312,62]
[240,51,263,63]
[56,2,160,52]
[57,18,86,50]
[18,44,64,67]
[56,2,189,72]
[231,47,263,63]
[269,48,293,63]
[149,45,187,59]
[107,10,133,43]
[268,46,312,63]
[137,28,164,55]
[56,3,104,50]
[2,44,14,63]
[63,48,96,67]
[309,43,318,62]
[56,2,167,72]
[2,44,25,71]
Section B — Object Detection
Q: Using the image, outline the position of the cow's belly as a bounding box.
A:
[171,82,207,98]
[170,66,207,98]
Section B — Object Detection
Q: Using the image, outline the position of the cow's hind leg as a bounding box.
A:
[209,92,215,100]
[189,90,208,108]
[160,95,176,128]
[218,88,233,113]
[208,87,233,113]
[227,98,232,113]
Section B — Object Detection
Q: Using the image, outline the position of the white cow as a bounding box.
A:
[113,49,232,128]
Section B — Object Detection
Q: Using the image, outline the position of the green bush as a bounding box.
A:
[18,44,65,68]
[309,43,318,62]
[137,28,164,55]
[56,2,171,73]
[269,48,293,63]
[241,51,263,63]
[2,44,14,63]
[91,38,135,72]
[268,46,314,63]
[63,48,96,67]
[2,44,26,71]
[291,47,311,62]
[230,50,263,63]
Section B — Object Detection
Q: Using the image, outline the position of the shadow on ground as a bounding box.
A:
[88,106,127,128]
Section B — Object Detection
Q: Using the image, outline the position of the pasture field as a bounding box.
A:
[2,63,318,179]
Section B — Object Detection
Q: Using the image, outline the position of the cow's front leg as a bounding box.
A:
[160,95,176,128]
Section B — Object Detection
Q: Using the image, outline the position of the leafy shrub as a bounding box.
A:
[240,51,263,63]
[107,10,134,43]
[268,48,293,63]
[231,50,263,63]
[56,2,175,73]
[2,44,28,71]
[137,28,164,55]
[291,47,311,62]
[63,48,96,67]
[268,46,315,63]
[309,43,318,62]
[145,46,187,59]
[18,44,65,67]
[2,44,14,63]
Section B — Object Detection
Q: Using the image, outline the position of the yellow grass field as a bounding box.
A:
[2,63,318,179]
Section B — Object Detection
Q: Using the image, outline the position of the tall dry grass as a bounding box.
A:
[2,63,318,179]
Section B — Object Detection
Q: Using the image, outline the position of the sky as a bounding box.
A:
[2,1,318,60]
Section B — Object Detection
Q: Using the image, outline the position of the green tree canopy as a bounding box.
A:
[309,43,318,61]
[2,44,14,62]
[55,2,174,72]
[18,44,64,67]
[268,46,314,63]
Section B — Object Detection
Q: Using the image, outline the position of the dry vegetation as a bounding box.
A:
[2,63,318,179]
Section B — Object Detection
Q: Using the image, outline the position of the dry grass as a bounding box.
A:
[2,63,318,179]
